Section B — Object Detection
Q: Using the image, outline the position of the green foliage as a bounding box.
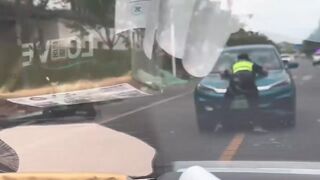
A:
[63,0,125,50]
[278,42,296,54]
[226,29,277,47]
[66,0,115,27]
[302,21,320,56]
[9,50,131,90]
[303,40,320,56]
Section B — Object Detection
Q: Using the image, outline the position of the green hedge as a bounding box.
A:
[18,50,131,89]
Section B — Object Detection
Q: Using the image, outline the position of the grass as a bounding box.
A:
[2,50,132,93]
[0,75,133,99]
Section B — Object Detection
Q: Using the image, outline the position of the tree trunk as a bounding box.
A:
[3,0,24,91]
[105,28,115,50]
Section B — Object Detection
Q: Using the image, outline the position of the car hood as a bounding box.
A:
[200,70,289,92]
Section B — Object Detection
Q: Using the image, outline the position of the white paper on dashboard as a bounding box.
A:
[7,83,150,108]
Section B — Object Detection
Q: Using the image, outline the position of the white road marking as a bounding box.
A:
[175,161,320,175]
[1,111,43,129]
[99,91,193,124]
[178,167,320,175]
[301,75,313,81]
[7,111,43,120]
[17,120,37,126]
[214,123,223,132]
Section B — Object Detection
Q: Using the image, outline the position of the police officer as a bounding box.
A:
[223,53,268,132]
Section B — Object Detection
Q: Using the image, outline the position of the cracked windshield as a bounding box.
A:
[1,0,320,179]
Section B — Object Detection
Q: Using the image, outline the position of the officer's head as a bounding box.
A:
[237,53,251,61]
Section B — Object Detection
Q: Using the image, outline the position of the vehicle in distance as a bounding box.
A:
[194,45,299,130]
[280,53,295,62]
[312,49,320,65]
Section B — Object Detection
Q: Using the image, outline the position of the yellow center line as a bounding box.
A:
[219,133,246,161]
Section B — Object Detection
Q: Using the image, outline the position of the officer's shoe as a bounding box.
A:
[252,126,268,133]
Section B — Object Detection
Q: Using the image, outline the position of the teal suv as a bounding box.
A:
[194,45,299,130]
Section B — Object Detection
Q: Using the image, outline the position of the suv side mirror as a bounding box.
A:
[282,59,289,65]
[287,62,299,69]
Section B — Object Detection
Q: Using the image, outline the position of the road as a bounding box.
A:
[1,58,320,176]
[94,57,320,174]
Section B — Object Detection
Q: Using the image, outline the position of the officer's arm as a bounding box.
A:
[221,69,231,79]
[253,63,268,76]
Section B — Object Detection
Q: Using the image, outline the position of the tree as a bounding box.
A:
[302,21,320,56]
[63,0,126,50]
[303,40,320,57]
[4,0,53,91]
[226,28,277,47]
[1,0,131,91]
[278,42,296,54]
[3,0,25,91]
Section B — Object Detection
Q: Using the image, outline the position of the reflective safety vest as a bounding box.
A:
[232,60,254,74]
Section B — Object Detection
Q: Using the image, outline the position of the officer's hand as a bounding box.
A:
[219,71,225,78]
[220,70,230,79]
[262,70,268,76]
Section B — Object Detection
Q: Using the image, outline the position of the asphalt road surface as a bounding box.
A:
[2,58,320,175]
[95,57,320,174]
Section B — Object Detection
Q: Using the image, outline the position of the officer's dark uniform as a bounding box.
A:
[223,54,267,127]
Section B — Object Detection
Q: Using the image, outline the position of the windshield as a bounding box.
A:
[212,48,282,72]
[1,0,320,179]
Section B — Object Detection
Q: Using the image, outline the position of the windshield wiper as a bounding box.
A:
[1,104,97,129]
[42,104,97,119]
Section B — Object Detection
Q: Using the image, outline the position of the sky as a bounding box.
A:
[231,0,320,44]
[44,0,320,44]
